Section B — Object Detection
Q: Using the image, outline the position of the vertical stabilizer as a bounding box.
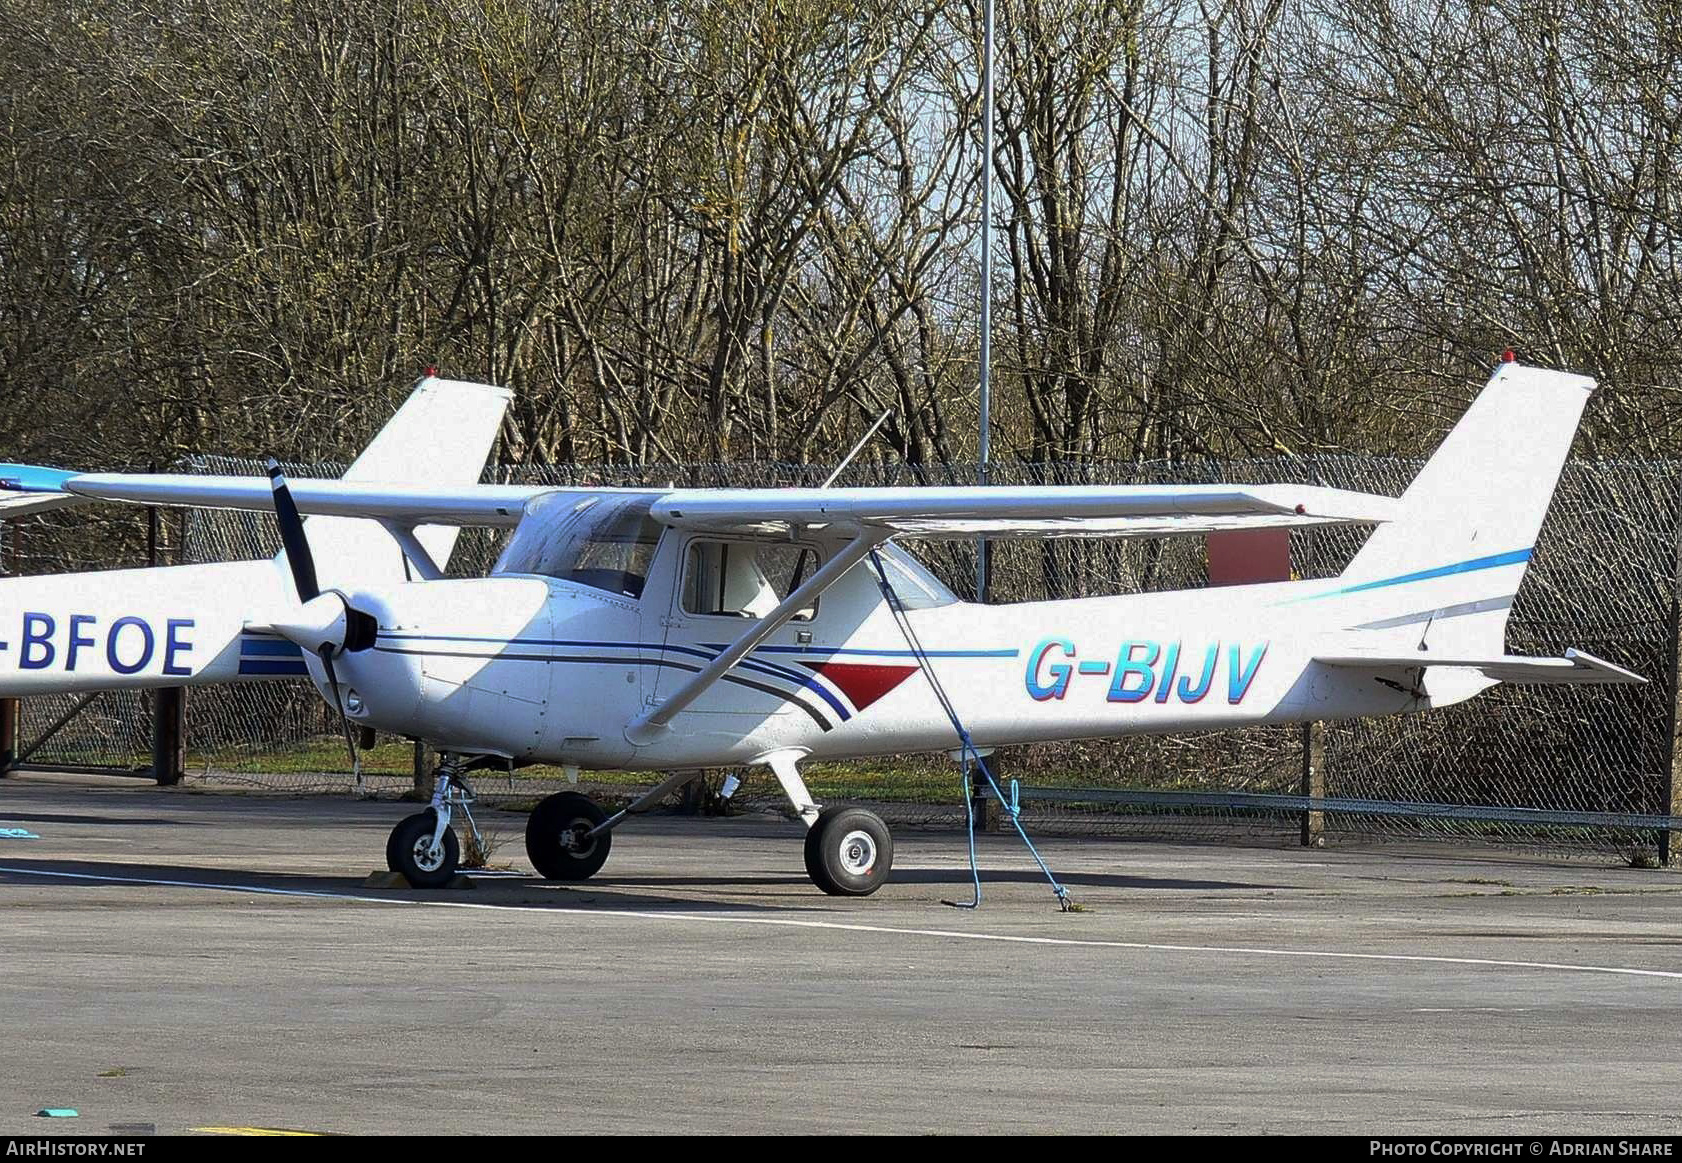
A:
[298,376,511,591]
[1337,362,1594,652]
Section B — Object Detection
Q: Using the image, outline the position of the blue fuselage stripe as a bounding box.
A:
[371,634,854,720]
[377,633,1016,661]
[239,638,304,658]
[1282,548,1532,605]
[238,660,311,676]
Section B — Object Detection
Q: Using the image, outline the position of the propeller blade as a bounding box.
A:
[266,458,373,782]
[319,647,362,783]
[266,458,320,603]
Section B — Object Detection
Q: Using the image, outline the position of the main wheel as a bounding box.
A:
[388,811,460,889]
[526,792,612,881]
[803,806,893,896]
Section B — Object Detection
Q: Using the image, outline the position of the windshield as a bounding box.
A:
[493,492,664,598]
[870,542,959,609]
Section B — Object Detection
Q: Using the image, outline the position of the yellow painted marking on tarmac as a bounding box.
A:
[192,1126,326,1136]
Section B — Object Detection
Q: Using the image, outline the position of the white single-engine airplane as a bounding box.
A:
[0,361,1642,894]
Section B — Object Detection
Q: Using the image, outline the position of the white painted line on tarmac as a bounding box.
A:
[4,863,1680,983]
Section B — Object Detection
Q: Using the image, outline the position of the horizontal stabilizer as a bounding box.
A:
[1315,647,1645,686]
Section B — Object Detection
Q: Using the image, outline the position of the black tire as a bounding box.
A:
[526,792,612,881]
[386,810,436,872]
[802,821,826,886]
[388,811,460,889]
[804,806,893,896]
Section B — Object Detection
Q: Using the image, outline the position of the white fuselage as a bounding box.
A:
[0,527,1514,771]
[327,529,1478,771]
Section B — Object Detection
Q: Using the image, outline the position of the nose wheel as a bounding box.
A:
[386,809,461,888]
[803,806,893,896]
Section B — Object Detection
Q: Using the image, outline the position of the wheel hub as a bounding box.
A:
[562,819,597,858]
[410,837,445,872]
[838,829,876,875]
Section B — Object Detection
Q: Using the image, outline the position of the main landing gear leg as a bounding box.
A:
[764,750,893,897]
[385,754,482,888]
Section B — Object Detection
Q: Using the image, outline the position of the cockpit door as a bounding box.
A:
[650,536,827,721]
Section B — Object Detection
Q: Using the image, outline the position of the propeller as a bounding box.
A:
[266,458,378,778]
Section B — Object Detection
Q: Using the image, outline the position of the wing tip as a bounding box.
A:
[418,376,514,403]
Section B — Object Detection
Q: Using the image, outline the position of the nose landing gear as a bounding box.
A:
[386,809,460,888]
[384,754,484,888]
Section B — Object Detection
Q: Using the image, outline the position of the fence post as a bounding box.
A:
[976,752,1001,833]
[151,688,185,785]
[412,740,430,795]
[0,516,14,775]
[1300,721,1324,846]
[1665,566,1682,866]
[144,498,186,785]
[0,697,16,775]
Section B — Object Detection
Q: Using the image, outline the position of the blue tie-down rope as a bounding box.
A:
[867,550,1072,911]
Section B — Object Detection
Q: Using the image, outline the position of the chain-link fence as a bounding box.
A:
[1,510,162,775]
[6,456,1678,858]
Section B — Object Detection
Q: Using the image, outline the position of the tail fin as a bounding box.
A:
[300,376,511,590]
[1336,361,1594,652]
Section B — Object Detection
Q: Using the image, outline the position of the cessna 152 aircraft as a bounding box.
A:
[0,360,1641,893]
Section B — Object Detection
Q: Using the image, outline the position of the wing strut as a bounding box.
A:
[377,520,446,581]
[622,529,891,746]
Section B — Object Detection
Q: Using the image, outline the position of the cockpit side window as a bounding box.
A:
[681,539,819,620]
[493,493,665,599]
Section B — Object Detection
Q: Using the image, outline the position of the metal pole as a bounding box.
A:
[975,0,995,604]
[147,496,184,785]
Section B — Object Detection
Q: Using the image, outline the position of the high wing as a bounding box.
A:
[651,483,1399,538]
[1314,647,1645,686]
[0,473,1398,539]
[52,473,560,528]
[0,375,545,531]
